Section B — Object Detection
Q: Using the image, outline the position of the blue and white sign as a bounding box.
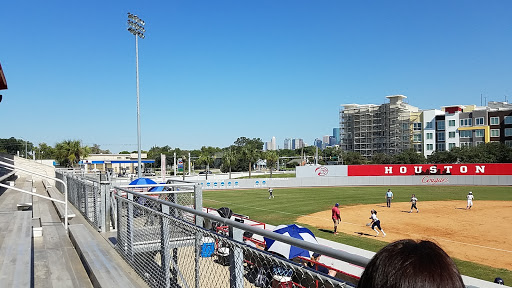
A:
[234,181,239,187]
[221,182,225,187]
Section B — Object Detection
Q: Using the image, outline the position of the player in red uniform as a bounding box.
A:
[332,203,341,235]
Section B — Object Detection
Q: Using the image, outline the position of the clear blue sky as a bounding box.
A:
[1,1,511,153]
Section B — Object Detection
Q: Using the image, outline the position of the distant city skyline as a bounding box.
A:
[1,1,511,153]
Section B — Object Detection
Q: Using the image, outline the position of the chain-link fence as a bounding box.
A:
[56,170,109,231]
[114,188,364,288]
[53,171,365,287]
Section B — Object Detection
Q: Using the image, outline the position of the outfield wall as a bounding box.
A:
[196,163,512,189]
[195,175,512,190]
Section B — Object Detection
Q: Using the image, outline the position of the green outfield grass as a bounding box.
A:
[203,186,512,284]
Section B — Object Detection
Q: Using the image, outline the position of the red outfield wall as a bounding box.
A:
[347,163,512,176]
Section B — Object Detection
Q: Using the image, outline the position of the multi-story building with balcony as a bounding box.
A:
[340,95,420,158]
[340,96,512,159]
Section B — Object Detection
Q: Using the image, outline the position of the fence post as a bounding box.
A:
[105,182,111,232]
[127,193,134,260]
[99,181,108,233]
[194,183,203,288]
[161,204,172,288]
[82,180,88,219]
[169,189,179,287]
[229,226,244,288]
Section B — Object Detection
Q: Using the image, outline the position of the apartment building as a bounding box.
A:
[340,95,420,158]
[340,97,512,158]
[421,109,443,156]
[487,102,512,147]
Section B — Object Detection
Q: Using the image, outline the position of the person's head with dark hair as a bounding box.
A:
[357,239,465,288]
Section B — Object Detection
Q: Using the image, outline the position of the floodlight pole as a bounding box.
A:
[135,34,142,178]
[127,12,145,178]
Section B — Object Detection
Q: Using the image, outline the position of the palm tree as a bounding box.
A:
[197,147,214,180]
[265,150,279,178]
[222,149,236,179]
[242,146,260,178]
[54,140,90,168]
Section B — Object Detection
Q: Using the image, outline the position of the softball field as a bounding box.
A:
[297,200,512,270]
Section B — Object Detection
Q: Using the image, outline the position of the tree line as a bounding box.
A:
[2,137,512,172]
[0,137,109,168]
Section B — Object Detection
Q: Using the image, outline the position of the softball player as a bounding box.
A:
[369,209,386,237]
[410,194,419,213]
[466,191,474,210]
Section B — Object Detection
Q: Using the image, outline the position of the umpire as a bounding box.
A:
[386,189,394,208]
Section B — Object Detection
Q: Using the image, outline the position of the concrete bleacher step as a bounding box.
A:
[32,179,93,287]
[32,217,42,237]
[0,211,33,287]
[42,179,76,220]
[69,224,147,288]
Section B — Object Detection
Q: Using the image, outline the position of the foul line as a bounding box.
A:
[427,237,512,253]
[204,198,512,253]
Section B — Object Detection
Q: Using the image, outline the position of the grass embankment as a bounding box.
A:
[203,186,512,284]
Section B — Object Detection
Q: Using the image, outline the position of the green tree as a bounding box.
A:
[0,137,31,156]
[342,151,366,165]
[196,146,215,180]
[119,151,130,154]
[427,150,458,164]
[54,140,90,168]
[221,148,236,179]
[90,144,111,154]
[482,142,512,163]
[278,149,298,158]
[234,137,263,178]
[371,153,394,164]
[147,145,173,168]
[264,150,279,178]
[36,143,55,159]
[393,149,426,164]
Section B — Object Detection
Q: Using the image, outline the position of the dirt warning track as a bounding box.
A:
[297,200,512,270]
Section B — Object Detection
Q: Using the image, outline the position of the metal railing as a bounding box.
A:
[49,170,368,287]
[0,159,69,230]
[113,187,368,288]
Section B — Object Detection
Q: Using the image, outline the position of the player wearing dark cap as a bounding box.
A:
[332,203,341,235]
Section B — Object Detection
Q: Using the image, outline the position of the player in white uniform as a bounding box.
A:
[369,209,386,237]
[410,194,419,213]
[466,191,474,210]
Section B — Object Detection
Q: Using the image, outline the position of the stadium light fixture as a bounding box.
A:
[127,12,146,178]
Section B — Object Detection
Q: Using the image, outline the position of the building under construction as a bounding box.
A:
[340,95,419,158]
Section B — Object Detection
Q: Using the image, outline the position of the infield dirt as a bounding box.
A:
[296,200,512,270]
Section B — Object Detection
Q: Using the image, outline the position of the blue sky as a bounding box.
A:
[1,1,511,153]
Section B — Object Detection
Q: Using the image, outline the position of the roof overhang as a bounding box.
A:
[0,62,7,90]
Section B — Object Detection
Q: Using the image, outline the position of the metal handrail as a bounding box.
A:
[114,186,371,268]
[0,159,69,231]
